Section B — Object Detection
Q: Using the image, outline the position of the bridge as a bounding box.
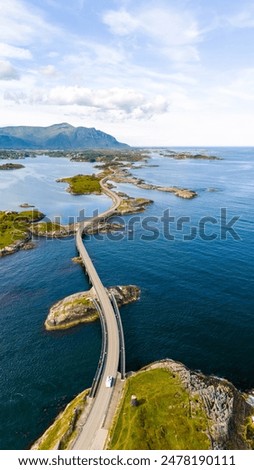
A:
[73,176,125,450]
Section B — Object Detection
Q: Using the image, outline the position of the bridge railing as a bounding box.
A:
[109,293,126,380]
[89,298,108,398]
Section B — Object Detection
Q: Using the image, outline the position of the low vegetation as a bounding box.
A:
[32,390,89,450]
[31,221,65,235]
[58,174,101,194]
[245,417,254,449]
[108,368,210,450]
[0,210,44,248]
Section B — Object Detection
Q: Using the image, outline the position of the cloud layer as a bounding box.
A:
[1,0,254,144]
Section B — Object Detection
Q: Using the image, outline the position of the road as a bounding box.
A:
[73,176,123,450]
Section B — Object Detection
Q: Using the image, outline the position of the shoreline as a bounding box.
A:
[32,358,254,450]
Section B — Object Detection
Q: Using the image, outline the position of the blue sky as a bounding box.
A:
[1,0,254,145]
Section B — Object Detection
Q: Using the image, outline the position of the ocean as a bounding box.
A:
[0,148,253,449]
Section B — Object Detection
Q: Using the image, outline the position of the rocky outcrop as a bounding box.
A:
[111,169,197,199]
[30,223,75,238]
[45,285,141,330]
[0,234,34,257]
[142,360,254,450]
[86,221,125,234]
[116,197,153,215]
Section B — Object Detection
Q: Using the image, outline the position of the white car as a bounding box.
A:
[105,375,114,388]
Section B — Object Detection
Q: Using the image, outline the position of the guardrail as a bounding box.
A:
[109,293,126,380]
[89,299,108,398]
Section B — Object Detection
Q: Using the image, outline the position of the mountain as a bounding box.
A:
[0,123,128,149]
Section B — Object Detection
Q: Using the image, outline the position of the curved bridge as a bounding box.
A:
[73,176,125,450]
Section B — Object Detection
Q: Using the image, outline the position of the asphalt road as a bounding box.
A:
[73,177,122,450]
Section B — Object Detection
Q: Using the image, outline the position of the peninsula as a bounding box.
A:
[32,359,254,450]
[0,210,45,257]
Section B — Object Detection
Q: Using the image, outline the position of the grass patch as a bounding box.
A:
[64,298,94,308]
[34,390,89,450]
[31,222,63,234]
[0,210,44,248]
[15,210,44,222]
[108,368,211,450]
[58,174,101,194]
[244,417,254,449]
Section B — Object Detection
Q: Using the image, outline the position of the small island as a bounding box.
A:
[20,203,35,208]
[163,150,222,161]
[57,174,101,195]
[116,196,153,215]
[45,285,141,330]
[0,163,25,170]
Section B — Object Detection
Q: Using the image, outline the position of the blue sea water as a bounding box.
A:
[0,149,253,449]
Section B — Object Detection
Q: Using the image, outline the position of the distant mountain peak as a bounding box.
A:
[0,123,128,150]
[50,122,74,129]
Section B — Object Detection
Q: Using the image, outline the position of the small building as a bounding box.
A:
[130,395,138,407]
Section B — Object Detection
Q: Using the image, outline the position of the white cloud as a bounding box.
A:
[103,5,202,64]
[103,9,139,36]
[40,65,58,76]
[0,60,19,80]
[139,7,200,47]
[4,85,169,119]
[0,0,59,45]
[0,43,32,60]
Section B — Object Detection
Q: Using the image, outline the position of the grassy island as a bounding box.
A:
[0,210,44,249]
[58,174,101,194]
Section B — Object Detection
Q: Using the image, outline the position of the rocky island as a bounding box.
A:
[110,167,197,199]
[0,162,25,170]
[45,285,141,330]
[162,150,222,160]
[116,196,153,215]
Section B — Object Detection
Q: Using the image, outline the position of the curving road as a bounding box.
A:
[73,176,123,450]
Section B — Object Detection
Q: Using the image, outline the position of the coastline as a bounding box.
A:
[32,359,254,450]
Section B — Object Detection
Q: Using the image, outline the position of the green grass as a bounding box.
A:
[244,417,254,449]
[108,368,211,450]
[0,210,44,248]
[59,174,101,194]
[31,222,63,234]
[34,390,89,450]
[65,297,94,308]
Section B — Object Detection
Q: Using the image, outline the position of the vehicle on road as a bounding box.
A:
[105,375,114,388]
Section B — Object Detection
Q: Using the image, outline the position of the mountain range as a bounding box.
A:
[0,123,128,150]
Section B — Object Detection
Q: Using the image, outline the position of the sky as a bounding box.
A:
[1,0,254,146]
